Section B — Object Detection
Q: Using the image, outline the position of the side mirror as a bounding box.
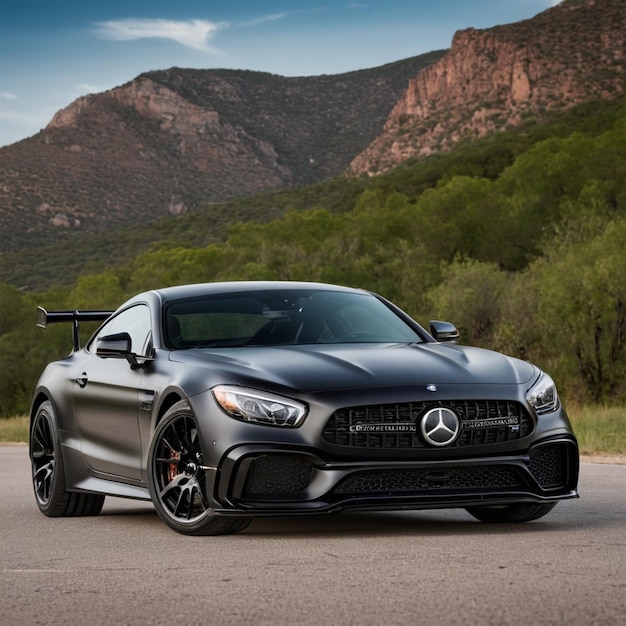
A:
[429,320,460,343]
[96,332,149,369]
[96,332,132,357]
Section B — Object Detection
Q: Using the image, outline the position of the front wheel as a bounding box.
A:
[147,401,251,536]
[465,502,557,523]
[30,400,105,517]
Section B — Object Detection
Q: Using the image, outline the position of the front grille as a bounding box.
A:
[322,400,534,449]
[528,444,568,488]
[242,455,312,497]
[334,466,524,494]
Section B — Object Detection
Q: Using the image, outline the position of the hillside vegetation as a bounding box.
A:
[0,53,445,254]
[1,99,621,291]
[0,100,624,417]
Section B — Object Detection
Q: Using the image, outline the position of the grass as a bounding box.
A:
[0,416,29,444]
[568,404,625,457]
[1,405,624,457]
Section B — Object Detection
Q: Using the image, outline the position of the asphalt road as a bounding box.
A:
[1,446,624,626]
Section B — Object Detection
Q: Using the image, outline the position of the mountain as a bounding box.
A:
[0,52,444,253]
[349,0,624,175]
[0,0,623,257]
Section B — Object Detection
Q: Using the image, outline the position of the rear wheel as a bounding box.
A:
[465,502,557,523]
[30,400,105,517]
[148,401,252,536]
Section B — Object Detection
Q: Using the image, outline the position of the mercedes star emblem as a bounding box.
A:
[420,407,461,447]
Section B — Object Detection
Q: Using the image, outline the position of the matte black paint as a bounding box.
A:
[30,281,579,529]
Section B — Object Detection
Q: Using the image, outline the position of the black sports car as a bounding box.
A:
[30,281,579,535]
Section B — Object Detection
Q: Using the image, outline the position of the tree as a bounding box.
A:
[414,176,510,266]
[127,245,232,292]
[70,271,126,309]
[426,258,510,346]
[522,217,626,402]
[0,284,30,335]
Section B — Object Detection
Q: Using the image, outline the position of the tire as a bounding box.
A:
[147,400,252,536]
[465,502,557,523]
[30,400,105,517]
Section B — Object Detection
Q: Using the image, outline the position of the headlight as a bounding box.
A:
[527,372,559,415]
[212,385,307,427]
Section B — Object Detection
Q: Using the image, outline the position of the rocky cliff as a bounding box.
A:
[349,0,624,176]
[0,53,443,252]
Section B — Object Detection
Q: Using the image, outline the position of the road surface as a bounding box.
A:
[1,446,624,625]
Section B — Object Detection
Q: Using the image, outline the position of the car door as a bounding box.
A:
[72,304,152,481]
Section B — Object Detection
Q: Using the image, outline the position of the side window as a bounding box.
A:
[90,305,152,357]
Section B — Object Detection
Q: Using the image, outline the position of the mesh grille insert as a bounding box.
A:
[334,466,524,494]
[529,444,568,488]
[242,455,312,497]
[322,400,534,449]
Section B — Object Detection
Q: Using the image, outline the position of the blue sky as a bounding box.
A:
[0,0,561,147]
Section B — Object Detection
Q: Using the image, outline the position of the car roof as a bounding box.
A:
[146,281,368,304]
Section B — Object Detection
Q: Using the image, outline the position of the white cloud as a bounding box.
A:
[94,18,228,53]
[239,13,288,27]
[0,91,18,100]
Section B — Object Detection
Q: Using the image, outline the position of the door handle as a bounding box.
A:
[75,373,88,388]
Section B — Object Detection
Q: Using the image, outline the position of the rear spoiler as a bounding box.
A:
[37,306,114,352]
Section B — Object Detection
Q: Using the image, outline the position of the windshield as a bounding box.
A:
[163,289,423,348]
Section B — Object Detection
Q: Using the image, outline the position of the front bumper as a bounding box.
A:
[209,436,579,517]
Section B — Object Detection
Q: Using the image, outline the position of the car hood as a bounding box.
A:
[170,342,536,393]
